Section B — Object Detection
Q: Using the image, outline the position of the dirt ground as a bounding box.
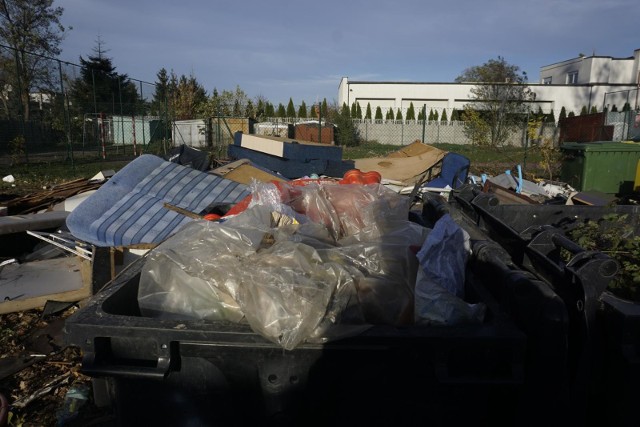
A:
[0,306,115,426]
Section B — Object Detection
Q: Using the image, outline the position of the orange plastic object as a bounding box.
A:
[220,170,381,221]
[203,213,222,221]
[339,169,381,185]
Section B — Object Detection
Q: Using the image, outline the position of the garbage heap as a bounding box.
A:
[138,179,485,350]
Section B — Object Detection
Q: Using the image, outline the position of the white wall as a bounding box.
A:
[338,49,640,120]
[339,78,638,119]
[172,119,207,147]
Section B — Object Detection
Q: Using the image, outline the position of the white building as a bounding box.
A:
[338,49,640,117]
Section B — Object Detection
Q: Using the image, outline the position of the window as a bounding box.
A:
[542,77,552,84]
[567,71,578,84]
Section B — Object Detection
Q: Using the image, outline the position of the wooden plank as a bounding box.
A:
[570,191,616,206]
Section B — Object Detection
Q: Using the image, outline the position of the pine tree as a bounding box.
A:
[451,109,460,121]
[265,102,275,117]
[568,111,576,118]
[150,68,169,116]
[350,102,357,118]
[245,100,255,119]
[548,110,555,123]
[365,103,372,120]
[72,49,142,116]
[256,99,265,118]
[286,98,296,117]
[298,101,307,118]
[406,102,415,120]
[622,102,631,112]
[418,106,425,121]
[321,98,328,118]
[395,108,403,120]
[433,110,439,121]
[580,106,588,116]
[277,103,286,118]
[590,105,597,114]
[375,106,383,120]
[611,104,618,112]
[441,109,448,122]
[559,106,567,122]
[386,107,394,120]
[356,103,362,119]
[335,102,359,147]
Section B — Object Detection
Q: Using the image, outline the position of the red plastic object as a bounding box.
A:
[339,169,381,185]
[220,170,382,221]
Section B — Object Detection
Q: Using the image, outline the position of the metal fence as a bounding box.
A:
[0,43,164,165]
[605,110,640,141]
[252,109,561,147]
[5,39,629,179]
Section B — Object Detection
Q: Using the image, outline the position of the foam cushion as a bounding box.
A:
[66,155,249,247]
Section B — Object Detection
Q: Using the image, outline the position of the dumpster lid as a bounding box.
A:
[560,141,640,151]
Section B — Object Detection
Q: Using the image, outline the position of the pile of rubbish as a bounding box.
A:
[0,133,606,330]
[4,132,638,426]
[138,179,485,349]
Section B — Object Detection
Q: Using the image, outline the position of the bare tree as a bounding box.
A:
[0,0,68,120]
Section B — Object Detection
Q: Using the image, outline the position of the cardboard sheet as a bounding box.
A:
[354,142,447,185]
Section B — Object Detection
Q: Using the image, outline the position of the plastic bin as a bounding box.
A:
[451,188,639,427]
[559,141,640,194]
[63,211,560,427]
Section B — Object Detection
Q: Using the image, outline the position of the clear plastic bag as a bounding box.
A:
[138,182,429,349]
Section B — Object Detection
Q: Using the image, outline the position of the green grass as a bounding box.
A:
[1,156,132,196]
[1,140,557,198]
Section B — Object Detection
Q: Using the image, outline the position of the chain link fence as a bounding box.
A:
[0,43,166,167]
[4,39,633,182]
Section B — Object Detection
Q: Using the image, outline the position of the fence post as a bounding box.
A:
[118,77,125,156]
[132,115,137,156]
[58,60,74,170]
[422,104,426,143]
[139,81,147,149]
[12,48,28,163]
[522,113,529,171]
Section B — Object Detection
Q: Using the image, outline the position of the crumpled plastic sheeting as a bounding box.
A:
[414,214,486,325]
[248,181,412,243]
[138,183,429,349]
[139,205,360,350]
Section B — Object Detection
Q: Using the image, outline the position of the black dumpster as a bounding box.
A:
[449,187,639,427]
[62,204,568,427]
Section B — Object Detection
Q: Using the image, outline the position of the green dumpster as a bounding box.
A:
[560,141,640,194]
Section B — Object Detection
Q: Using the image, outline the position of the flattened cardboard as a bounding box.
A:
[354,143,447,185]
[211,159,287,185]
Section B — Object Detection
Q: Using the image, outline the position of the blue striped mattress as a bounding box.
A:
[66,155,249,247]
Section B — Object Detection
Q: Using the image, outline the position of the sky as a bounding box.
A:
[54,0,640,107]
